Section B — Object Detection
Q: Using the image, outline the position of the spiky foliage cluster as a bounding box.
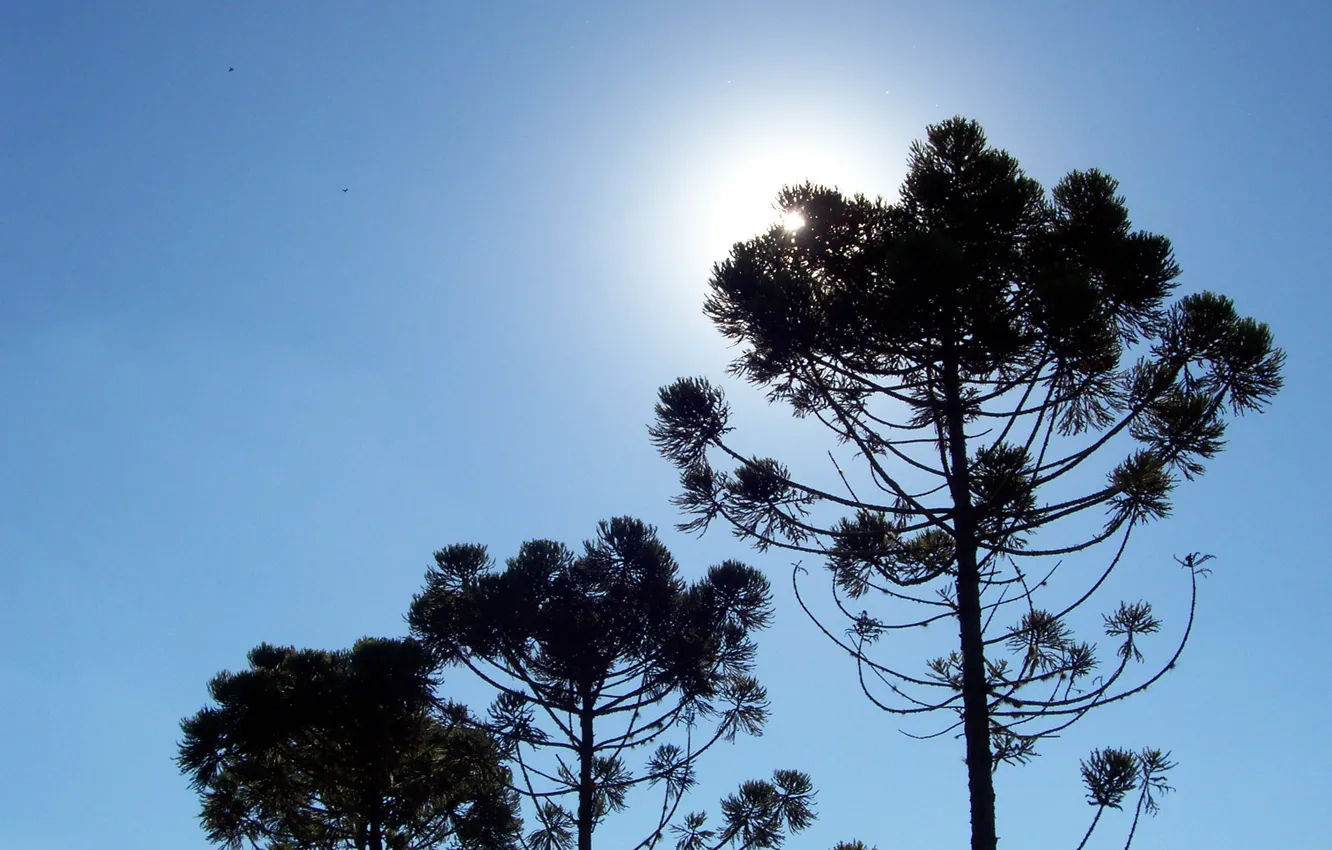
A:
[671,771,815,850]
[1075,747,1176,849]
[178,638,520,850]
[408,517,814,850]
[651,118,1282,850]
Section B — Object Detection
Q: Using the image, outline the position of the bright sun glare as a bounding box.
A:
[686,142,867,257]
[780,210,806,232]
[665,112,883,273]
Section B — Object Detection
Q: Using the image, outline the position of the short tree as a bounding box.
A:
[179,637,520,850]
[407,516,815,850]
[650,118,1282,850]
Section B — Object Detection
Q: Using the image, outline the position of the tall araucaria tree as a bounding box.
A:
[650,118,1283,850]
[178,637,521,850]
[407,516,815,850]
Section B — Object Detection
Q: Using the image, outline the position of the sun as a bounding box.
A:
[641,95,888,281]
[780,209,806,232]
[678,136,872,258]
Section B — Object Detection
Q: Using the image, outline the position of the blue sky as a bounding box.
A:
[2,2,1328,848]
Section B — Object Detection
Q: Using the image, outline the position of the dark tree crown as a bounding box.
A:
[178,637,520,850]
[409,517,772,705]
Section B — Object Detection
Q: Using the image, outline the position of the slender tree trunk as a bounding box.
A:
[577,697,596,850]
[369,819,384,850]
[943,359,998,850]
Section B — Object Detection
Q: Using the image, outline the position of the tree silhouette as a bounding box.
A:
[1076,747,1175,850]
[178,637,521,850]
[407,516,815,850]
[650,118,1282,850]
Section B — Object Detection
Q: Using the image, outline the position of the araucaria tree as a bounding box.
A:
[408,516,815,850]
[178,637,521,850]
[650,118,1282,850]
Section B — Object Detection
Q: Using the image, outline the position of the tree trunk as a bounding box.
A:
[943,360,998,850]
[577,697,596,850]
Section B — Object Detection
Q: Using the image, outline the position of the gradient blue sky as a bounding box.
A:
[2,2,1328,848]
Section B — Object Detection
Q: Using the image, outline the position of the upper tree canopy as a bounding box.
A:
[409,516,772,717]
[178,637,520,850]
[654,116,1283,596]
[667,119,1280,481]
[651,117,1283,850]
